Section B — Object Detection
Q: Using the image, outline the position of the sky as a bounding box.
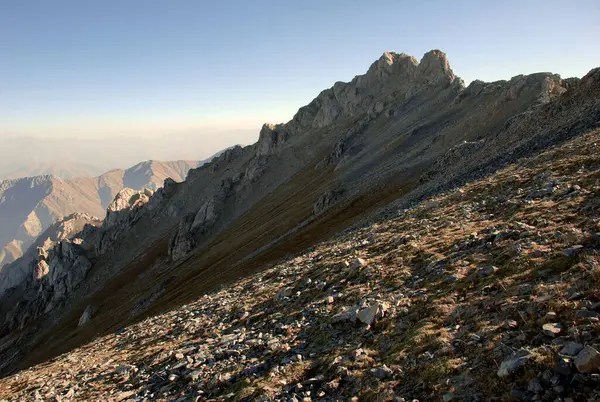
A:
[1,0,599,151]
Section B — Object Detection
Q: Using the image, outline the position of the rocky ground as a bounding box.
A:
[1,128,600,401]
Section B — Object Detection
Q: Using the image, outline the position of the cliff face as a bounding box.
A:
[0,50,598,379]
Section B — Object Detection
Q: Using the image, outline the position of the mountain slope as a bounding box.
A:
[0,49,598,397]
[1,126,599,401]
[123,160,203,191]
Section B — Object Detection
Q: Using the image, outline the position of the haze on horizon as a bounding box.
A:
[1,0,599,170]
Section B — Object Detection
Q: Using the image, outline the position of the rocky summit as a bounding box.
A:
[0,50,599,401]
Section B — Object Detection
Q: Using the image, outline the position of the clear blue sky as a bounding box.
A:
[1,0,599,139]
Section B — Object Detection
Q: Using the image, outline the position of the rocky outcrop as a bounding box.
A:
[415,49,456,86]
[3,230,95,333]
[0,213,102,299]
[288,51,449,133]
[168,213,197,261]
[168,178,235,260]
[256,123,288,157]
[104,188,152,228]
[0,188,159,335]
[314,189,343,215]
[252,50,457,153]
[456,72,573,106]
[98,188,155,254]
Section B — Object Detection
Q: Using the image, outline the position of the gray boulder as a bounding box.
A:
[498,350,533,378]
[574,346,600,373]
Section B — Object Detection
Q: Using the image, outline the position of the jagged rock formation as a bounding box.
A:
[104,188,153,228]
[0,188,154,335]
[0,212,102,298]
[0,160,201,268]
[0,50,598,399]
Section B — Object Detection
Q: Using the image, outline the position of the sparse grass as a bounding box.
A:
[537,253,578,275]
[307,327,334,351]
[530,346,558,372]
[420,357,463,388]
[231,378,254,400]
[580,253,600,285]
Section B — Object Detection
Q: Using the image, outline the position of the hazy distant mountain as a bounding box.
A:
[0,160,106,180]
[0,159,203,268]
[0,129,256,173]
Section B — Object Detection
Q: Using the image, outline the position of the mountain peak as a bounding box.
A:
[417,49,456,86]
[266,50,459,142]
[365,49,455,87]
[362,51,418,85]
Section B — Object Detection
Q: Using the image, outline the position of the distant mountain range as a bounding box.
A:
[0,159,202,268]
[0,128,256,175]
[0,160,106,180]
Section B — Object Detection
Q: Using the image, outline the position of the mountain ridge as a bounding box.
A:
[0,50,598,399]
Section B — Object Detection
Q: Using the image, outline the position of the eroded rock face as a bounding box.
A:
[0,213,101,299]
[3,236,93,333]
[191,199,218,231]
[168,179,235,261]
[457,72,573,106]
[168,213,196,261]
[256,124,288,156]
[415,49,456,87]
[289,52,418,132]
[104,188,151,228]
[260,50,456,146]
[314,189,343,215]
[98,188,155,254]
[33,260,49,281]
[244,155,268,183]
